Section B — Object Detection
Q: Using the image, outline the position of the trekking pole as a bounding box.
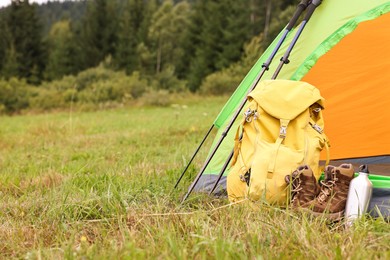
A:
[208,150,234,195]
[181,0,311,203]
[208,0,323,196]
[174,124,214,189]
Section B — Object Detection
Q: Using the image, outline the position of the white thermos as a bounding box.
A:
[345,164,373,224]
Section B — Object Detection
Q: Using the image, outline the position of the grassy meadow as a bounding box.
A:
[0,95,389,259]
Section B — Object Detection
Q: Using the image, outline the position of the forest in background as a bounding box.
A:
[0,0,297,113]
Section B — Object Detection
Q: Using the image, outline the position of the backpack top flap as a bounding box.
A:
[248,80,325,120]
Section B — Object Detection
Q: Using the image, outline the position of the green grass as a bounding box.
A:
[0,95,389,259]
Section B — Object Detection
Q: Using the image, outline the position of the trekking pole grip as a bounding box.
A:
[287,0,311,30]
[304,0,322,21]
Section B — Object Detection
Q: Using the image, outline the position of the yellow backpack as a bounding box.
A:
[227,80,330,205]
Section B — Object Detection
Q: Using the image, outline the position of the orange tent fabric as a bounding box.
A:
[303,13,390,160]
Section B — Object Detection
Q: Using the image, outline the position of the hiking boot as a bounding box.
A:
[307,164,355,220]
[285,165,320,208]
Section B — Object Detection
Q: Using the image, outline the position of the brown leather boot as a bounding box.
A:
[308,164,355,220]
[285,165,321,208]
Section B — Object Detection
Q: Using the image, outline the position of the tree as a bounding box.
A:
[186,0,252,91]
[1,45,19,79]
[4,0,46,84]
[0,10,19,79]
[148,0,191,74]
[45,20,78,80]
[185,0,220,91]
[216,0,253,69]
[115,0,156,74]
[78,0,119,69]
[0,26,4,73]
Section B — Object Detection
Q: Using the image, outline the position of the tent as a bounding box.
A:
[190,0,390,216]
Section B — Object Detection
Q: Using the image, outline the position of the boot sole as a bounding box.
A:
[308,210,344,221]
[296,207,345,221]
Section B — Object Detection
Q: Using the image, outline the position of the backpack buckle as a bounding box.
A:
[244,108,257,122]
[239,169,251,185]
[310,122,323,134]
[279,126,287,138]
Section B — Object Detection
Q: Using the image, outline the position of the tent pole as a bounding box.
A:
[181,0,311,203]
[208,0,323,196]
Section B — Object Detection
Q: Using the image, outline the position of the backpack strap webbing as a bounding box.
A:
[267,119,290,178]
[309,118,330,167]
[231,108,257,167]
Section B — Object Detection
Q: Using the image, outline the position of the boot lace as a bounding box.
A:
[317,173,338,204]
[290,178,302,204]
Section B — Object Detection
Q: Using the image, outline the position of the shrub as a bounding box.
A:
[29,75,77,111]
[140,89,172,107]
[152,66,186,92]
[198,68,242,96]
[127,71,148,99]
[29,87,66,110]
[34,67,149,110]
[76,70,148,104]
[0,77,32,114]
[41,75,77,92]
[199,33,264,96]
[74,66,117,91]
[0,65,179,113]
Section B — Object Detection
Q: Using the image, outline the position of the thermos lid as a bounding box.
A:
[359,164,369,174]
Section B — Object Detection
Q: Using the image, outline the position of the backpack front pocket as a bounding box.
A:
[248,139,304,204]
